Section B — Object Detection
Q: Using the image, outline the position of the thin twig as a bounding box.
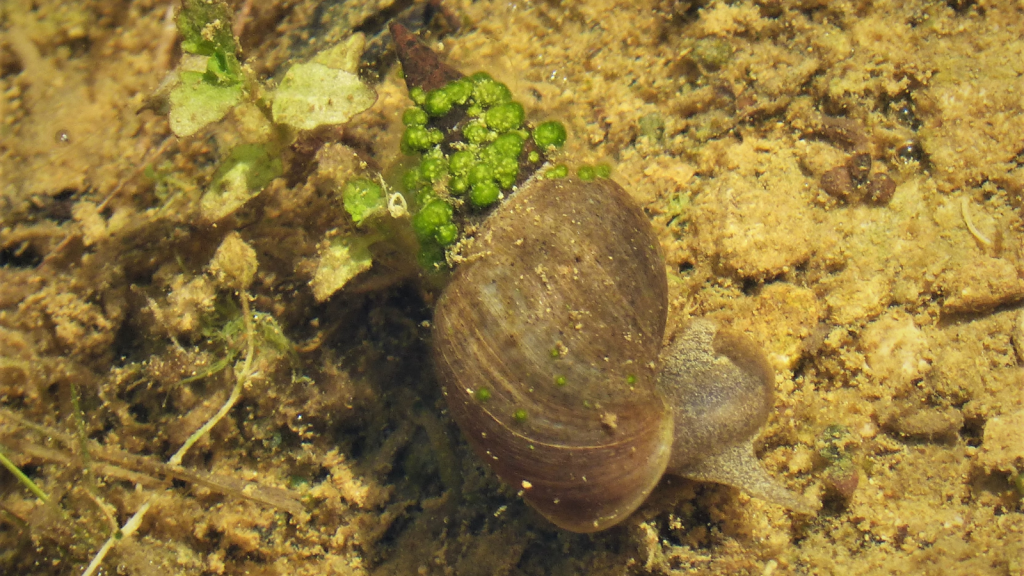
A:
[71,383,121,536]
[155,3,178,74]
[80,501,151,576]
[168,291,254,466]
[961,196,993,247]
[2,408,303,512]
[82,290,258,576]
[3,437,166,488]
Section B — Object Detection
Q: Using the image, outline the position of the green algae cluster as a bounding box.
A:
[398,72,568,267]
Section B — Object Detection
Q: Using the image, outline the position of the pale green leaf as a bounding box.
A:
[200,144,283,221]
[271,63,377,131]
[311,235,375,302]
[169,71,244,137]
[311,34,365,74]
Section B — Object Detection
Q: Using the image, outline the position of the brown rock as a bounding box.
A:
[866,173,896,204]
[847,152,872,185]
[821,165,854,201]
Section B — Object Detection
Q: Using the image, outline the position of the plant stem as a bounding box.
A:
[82,289,257,576]
[0,445,50,503]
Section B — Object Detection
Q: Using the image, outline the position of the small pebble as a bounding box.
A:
[867,173,896,204]
[823,463,859,502]
[847,152,871,185]
[821,165,854,201]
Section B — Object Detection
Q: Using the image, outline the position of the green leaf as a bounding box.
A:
[177,0,238,57]
[311,34,366,74]
[203,50,244,86]
[342,178,386,225]
[169,70,244,137]
[271,63,377,131]
[200,144,283,221]
[311,235,376,302]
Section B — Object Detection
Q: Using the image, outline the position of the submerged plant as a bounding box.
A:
[157,0,378,225]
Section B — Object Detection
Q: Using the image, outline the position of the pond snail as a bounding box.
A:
[432,176,818,532]
[390,24,819,533]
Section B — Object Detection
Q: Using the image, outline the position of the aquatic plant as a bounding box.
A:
[160,0,377,225]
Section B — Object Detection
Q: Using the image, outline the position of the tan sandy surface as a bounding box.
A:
[1,0,1022,574]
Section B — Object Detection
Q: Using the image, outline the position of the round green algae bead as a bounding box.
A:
[467,162,495,186]
[435,222,459,245]
[402,165,423,192]
[424,88,453,117]
[512,408,528,423]
[409,86,427,106]
[402,125,442,154]
[444,78,473,105]
[412,199,453,240]
[416,189,436,206]
[449,175,469,195]
[545,164,568,179]
[577,165,596,181]
[473,78,513,107]
[594,163,611,178]
[420,156,448,182]
[469,181,500,208]
[463,122,491,144]
[555,375,567,387]
[478,144,501,166]
[485,102,525,132]
[402,107,428,127]
[474,387,491,402]
[533,121,567,149]
[449,150,475,176]
[492,132,524,158]
[493,155,520,188]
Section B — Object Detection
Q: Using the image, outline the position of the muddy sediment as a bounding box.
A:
[1,1,1022,574]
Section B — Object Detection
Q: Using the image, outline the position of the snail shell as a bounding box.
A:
[432,176,673,533]
[432,175,818,532]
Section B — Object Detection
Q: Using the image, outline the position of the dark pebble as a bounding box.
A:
[847,152,872,185]
[821,166,854,201]
[867,173,896,204]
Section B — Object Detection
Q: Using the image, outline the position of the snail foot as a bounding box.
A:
[674,442,820,515]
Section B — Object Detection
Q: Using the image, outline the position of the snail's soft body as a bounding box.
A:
[432,175,818,533]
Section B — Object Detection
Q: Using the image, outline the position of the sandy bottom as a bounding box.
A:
[1,0,1022,574]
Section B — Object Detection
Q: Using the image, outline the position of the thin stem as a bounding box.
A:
[168,291,254,466]
[71,382,121,535]
[82,289,257,576]
[0,444,50,503]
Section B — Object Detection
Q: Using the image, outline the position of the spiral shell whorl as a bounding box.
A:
[432,177,672,532]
